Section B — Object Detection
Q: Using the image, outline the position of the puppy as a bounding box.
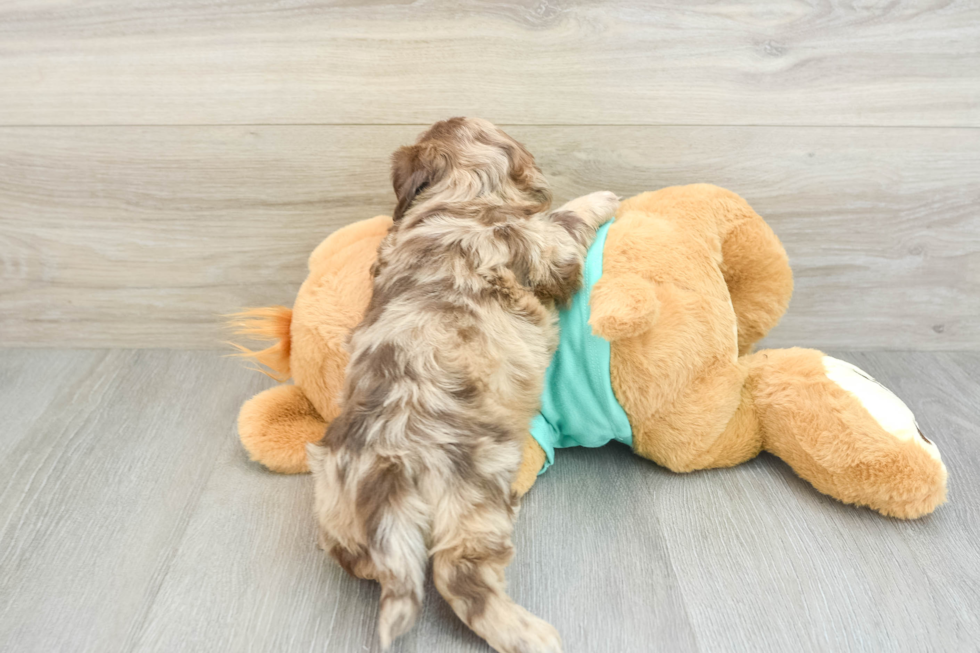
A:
[307,117,618,653]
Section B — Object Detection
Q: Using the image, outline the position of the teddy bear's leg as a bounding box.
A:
[713,187,794,355]
[238,384,327,474]
[512,434,546,497]
[746,348,947,519]
[626,352,768,474]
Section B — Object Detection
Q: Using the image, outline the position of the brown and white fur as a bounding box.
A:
[306,117,617,653]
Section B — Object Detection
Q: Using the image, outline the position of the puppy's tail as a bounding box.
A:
[225,306,293,382]
[368,464,430,649]
[378,571,423,650]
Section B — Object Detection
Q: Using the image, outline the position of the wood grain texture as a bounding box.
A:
[652,350,980,652]
[1,0,978,126]
[1,125,977,349]
[0,349,268,652]
[0,349,978,652]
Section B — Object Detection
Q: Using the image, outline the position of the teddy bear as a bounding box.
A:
[231,184,947,519]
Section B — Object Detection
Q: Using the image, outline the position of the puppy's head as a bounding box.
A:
[390,117,551,221]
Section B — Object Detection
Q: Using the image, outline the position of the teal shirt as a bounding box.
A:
[529,221,633,473]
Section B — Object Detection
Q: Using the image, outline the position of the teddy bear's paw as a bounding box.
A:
[238,384,327,474]
[822,356,943,463]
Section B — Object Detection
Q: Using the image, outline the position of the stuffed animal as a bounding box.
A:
[231,184,947,519]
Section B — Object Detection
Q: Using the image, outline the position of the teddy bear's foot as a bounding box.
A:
[512,435,547,497]
[749,348,948,519]
[238,384,327,473]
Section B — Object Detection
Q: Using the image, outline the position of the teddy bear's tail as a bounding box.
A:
[226,306,293,382]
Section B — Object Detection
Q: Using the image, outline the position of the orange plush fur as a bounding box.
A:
[232,215,391,474]
[232,185,946,519]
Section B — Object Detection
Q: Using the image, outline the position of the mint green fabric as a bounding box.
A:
[529,220,633,473]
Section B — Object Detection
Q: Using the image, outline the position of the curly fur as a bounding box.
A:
[307,117,617,653]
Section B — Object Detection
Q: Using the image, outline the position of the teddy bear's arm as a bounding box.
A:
[586,213,664,341]
[588,272,660,341]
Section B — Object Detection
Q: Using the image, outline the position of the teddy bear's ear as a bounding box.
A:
[589,273,660,341]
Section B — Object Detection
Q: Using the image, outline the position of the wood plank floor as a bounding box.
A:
[1,349,978,652]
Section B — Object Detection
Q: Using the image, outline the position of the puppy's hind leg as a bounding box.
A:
[431,492,561,653]
[312,447,430,650]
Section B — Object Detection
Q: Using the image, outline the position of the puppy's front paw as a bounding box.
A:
[587,190,620,225]
[561,191,619,228]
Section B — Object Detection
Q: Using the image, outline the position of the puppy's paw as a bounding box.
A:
[514,612,562,653]
[586,190,620,226]
[561,191,619,228]
[493,606,562,653]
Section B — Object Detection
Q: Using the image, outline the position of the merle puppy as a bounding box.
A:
[308,117,618,653]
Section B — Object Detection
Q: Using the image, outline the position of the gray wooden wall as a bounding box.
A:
[1,1,977,350]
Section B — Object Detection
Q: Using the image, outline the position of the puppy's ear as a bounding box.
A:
[501,140,534,181]
[501,139,551,208]
[391,144,439,221]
